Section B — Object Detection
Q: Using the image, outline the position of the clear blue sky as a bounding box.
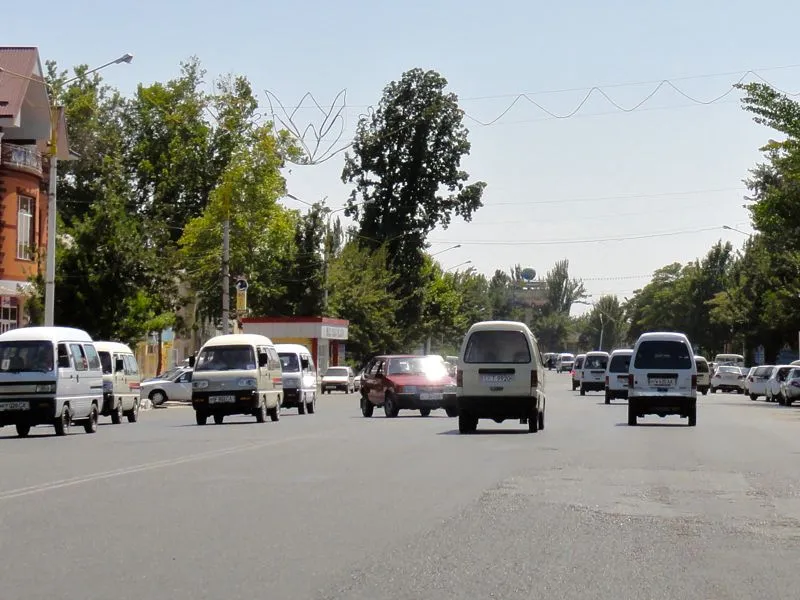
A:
[9,0,799,313]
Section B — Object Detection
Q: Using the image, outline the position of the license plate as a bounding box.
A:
[0,401,29,411]
[209,395,236,404]
[481,374,513,384]
[650,378,675,387]
[420,392,443,401]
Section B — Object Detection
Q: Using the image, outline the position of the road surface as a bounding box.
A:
[1,374,799,599]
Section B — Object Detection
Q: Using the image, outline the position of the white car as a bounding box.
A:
[141,366,193,406]
[605,349,633,404]
[321,366,355,393]
[694,356,710,395]
[744,365,772,400]
[571,354,586,390]
[710,365,745,394]
[627,332,697,426]
[579,351,609,396]
[780,367,800,406]
[766,365,794,403]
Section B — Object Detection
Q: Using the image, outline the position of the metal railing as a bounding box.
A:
[0,142,43,177]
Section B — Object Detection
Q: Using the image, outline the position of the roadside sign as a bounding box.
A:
[236,288,247,313]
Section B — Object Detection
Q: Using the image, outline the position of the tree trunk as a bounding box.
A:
[156,330,163,376]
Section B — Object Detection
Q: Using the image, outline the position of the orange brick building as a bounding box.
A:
[0,47,69,331]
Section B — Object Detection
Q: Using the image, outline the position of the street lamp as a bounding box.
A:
[722,225,752,238]
[446,260,472,272]
[574,299,616,351]
[430,244,461,257]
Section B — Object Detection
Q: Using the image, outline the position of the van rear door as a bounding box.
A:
[632,339,694,395]
[462,329,533,397]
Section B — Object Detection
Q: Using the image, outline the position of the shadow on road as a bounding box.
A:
[437,429,532,436]
[614,422,691,428]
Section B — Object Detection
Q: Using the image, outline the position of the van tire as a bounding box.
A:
[580,385,586,396]
[214,414,224,425]
[445,407,458,417]
[84,405,99,434]
[688,406,697,427]
[307,394,316,414]
[750,393,758,401]
[361,396,374,417]
[15,423,31,437]
[458,411,478,434]
[54,406,70,436]
[195,411,207,426]
[268,404,280,422]
[627,405,637,426]
[111,400,123,425]
[419,408,431,417]
[538,406,545,431]
[528,409,539,433]
[298,398,306,415]
[150,390,166,406]
[256,401,267,423]
[127,399,140,423]
[604,392,611,404]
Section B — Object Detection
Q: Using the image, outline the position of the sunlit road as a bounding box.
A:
[2,374,800,599]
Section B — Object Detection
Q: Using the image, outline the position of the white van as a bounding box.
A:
[605,349,633,403]
[190,334,282,425]
[579,351,609,396]
[714,353,745,368]
[457,321,546,434]
[556,353,575,373]
[0,327,103,437]
[571,354,586,390]
[694,355,710,395]
[628,332,697,426]
[94,341,142,423]
[275,343,317,415]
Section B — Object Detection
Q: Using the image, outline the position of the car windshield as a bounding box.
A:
[157,366,183,380]
[279,353,300,373]
[584,355,608,369]
[609,354,631,373]
[98,351,113,375]
[325,367,349,377]
[0,341,54,373]
[464,331,531,364]
[633,340,692,370]
[194,345,256,372]
[560,354,574,361]
[386,357,448,376]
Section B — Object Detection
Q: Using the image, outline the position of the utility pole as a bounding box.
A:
[221,217,230,335]
[598,313,605,351]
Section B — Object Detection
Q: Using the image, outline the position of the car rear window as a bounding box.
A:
[755,366,772,377]
[633,340,692,370]
[574,357,584,369]
[695,359,709,373]
[464,330,531,364]
[609,354,631,373]
[584,355,608,369]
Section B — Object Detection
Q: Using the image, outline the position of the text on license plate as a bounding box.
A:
[481,374,513,384]
[420,392,443,400]
[209,395,236,404]
[650,378,675,387]
[0,401,30,411]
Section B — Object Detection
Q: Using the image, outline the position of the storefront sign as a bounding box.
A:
[321,325,348,340]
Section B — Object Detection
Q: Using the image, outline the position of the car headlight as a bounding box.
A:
[193,380,209,389]
[400,385,418,394]
[238,378,257,388]
[35,383,56,393]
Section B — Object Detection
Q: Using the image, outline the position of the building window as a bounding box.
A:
[17,196,34,261]
[0,300,18,333]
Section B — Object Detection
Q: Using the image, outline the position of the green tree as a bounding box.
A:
[284,203,327,316]
[342,68,486,338]
[543,259,586,315]
[579,295,628,352]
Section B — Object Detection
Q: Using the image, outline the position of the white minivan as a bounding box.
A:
[605,349,633,404]
[579,351,609,396]
[457,321,546,434]
[275,343,317,415]
[0,327,104,437]
[628,332,697,426]
[94,341,142,424]
[190,334,282,425]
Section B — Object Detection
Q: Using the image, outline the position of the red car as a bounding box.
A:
[360,354,458,418]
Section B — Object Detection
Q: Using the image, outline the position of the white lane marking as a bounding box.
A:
[0,434,317,502]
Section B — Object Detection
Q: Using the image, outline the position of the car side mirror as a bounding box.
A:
[115,358,125,373]
[188,355,196,368]
[258,353,269,367]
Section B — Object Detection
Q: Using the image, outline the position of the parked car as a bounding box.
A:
[321,366,355,393]
[710,365,745,394]
[579,351,609,396]
[780,367,800,406]
[627,331,697,426]
[456,321,546,433]
[605,349,633,403]
[570,354,586,390]
[766,365,794,404]
[745,365,774,400]
[141,366,193,406]
[556,353,575,373]
[360,355,457,418]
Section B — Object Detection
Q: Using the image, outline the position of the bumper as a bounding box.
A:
[0,397,56,427]
[394,392,457,411]
[193,390,260,415]
[629,395,695,417]
[282,388,302,407]
[322,382,349,392]
[458,395,539,420]
[606,388,629,399]
[712,383,744,391]
[581,381,605,392]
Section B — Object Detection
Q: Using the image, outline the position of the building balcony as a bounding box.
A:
[0,142,43,178]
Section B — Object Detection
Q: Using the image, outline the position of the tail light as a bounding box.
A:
[628,374,634,388]
[457,370,463,387]
[531,370,538,387]
[691,375,697,389]
[605,376,609,386]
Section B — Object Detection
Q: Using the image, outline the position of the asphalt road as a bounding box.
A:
[2,374,800,599]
